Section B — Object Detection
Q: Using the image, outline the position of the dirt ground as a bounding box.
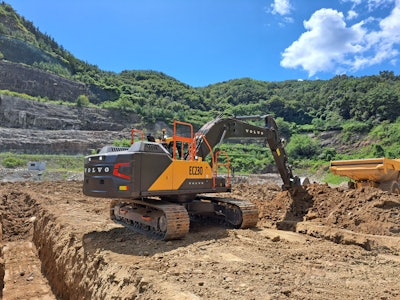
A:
[1,177,400,299]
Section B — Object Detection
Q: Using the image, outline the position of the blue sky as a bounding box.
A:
[5,0,400,87]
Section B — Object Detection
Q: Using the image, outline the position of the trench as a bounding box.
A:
[0,222,4,298]
[0,187,130,299]
[0,189,55,299]
[0,183,166,299]
[0,192,106,299]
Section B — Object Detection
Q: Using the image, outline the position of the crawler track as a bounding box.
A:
[111,199,190,240]
[111,196,258,240]
[192,196,259,229]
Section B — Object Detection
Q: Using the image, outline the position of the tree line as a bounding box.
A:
[2,2,400,172]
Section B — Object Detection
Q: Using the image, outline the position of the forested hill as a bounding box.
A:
[1,2,400,163]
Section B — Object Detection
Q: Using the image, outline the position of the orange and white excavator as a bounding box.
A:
[83,115,301,240]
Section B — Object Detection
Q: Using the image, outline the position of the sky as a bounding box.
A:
[5,0,400,87]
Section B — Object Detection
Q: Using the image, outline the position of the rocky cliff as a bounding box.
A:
[0,60,87,102]
[0,95,139,131]
[0,95,141,154]
[0,60,118,103]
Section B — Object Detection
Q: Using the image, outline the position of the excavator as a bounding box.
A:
[83,115,301,240]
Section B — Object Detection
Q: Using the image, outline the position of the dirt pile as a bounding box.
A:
[1,180,400,299]
[226,181,400,252]
[304,184,400,236]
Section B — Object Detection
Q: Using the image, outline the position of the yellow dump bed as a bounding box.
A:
[330,158,400,183]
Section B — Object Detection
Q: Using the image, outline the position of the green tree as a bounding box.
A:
[286,134,321,160]
[373,144,385,157]
[275,117,292,140]
[76,94,90,107]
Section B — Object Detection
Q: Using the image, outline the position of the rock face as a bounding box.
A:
[0,95,139,131]
[0,127,130,155]
[0,60,118,103]
[0,60,88,102]
[0,95,140,154]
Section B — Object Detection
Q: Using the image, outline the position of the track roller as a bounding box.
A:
[110,199,190,240]
[188,196,259,229]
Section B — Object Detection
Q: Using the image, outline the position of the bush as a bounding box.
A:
[76,94,90,107]
[275,117,293,141]
[2,156,26,168]
[372,144,385,157]
[342,121,371,133]
[286,134,321,160]
[113,138,131,147]
[318,148,337,161]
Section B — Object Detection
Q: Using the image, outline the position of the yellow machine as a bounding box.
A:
[83,115,301,240]
[330,158,400,193]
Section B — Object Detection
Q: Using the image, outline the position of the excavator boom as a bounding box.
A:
[196,115,298,190]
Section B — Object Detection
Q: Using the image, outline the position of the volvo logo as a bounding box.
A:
[85,166,111,174]
[245,128,265,135]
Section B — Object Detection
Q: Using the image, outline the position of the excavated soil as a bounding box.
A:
[1,179,400,299]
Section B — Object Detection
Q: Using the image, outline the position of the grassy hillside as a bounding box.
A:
[1,2,400,178]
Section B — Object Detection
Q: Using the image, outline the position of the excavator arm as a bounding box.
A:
[195,115,300,190]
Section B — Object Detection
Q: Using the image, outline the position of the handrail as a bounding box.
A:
[214,150,231,189]
[194,133,214,164]
[173,120,195,160]
[195,132,231,188]
[131,129,145,144]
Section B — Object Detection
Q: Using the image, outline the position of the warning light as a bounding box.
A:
[119,185,129,191]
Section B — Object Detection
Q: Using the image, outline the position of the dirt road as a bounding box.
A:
[1,179,400,299]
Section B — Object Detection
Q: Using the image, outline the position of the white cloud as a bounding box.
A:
[342,0,395,11]
[341,0,363,7]
[271,0,292,16]
[278,17,294,27]
[280,9,364,76]
[366,0,395,11]
[357,0,400,67]
[284,16,294,23]
[280,1,400,76]
[347,10,358,20]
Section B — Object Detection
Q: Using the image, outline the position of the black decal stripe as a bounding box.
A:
[140,153,173,191]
